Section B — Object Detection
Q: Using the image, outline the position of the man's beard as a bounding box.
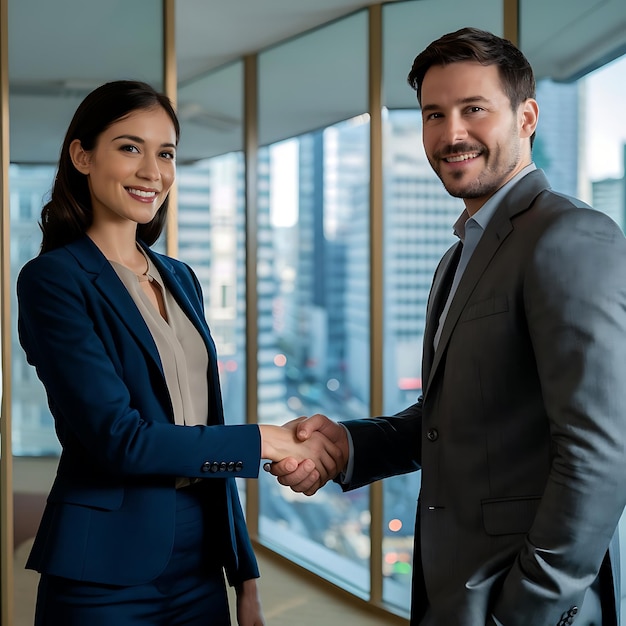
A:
[429,128,521,200]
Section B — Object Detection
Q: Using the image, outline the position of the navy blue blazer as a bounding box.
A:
[17,235,261,587]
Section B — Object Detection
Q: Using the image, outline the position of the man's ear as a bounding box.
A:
[69,139,91,174]
[519,98,539,140]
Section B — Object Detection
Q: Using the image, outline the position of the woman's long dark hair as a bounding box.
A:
[40,80,180,254]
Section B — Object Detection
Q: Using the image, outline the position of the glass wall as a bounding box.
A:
[380,0,503,611]
[376,0,625,614]
[3,0,626,622]
[257,11,373,596]
[520,6,626,620]
[9,164,57,455]
[176,62,247,429]
[7,1,164,621]
[583,56,626,231]
[584,55,626,622]
[9,0,164,454]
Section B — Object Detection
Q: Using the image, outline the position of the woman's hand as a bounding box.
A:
[259,415,349,493]
[235,578,265,626]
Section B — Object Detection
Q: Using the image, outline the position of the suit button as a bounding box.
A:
[235,461,244,472]
[210,462,220,473]
[219,462,227,472]
[227,462,235,471]
[201,461,211,473]
[426,428,439,442]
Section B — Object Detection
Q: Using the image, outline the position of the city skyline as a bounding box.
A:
[270,50,626,228]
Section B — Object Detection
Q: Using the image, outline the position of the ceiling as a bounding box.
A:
[6,0,626,164]
[175,0,402,83]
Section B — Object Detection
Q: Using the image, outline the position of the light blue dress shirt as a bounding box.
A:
[433,163,536,349]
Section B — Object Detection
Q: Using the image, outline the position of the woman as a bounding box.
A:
[17,80,342,625]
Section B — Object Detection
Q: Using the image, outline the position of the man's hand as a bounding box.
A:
[264,414,349,496]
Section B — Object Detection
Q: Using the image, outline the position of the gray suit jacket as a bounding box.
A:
[343,170,626,625]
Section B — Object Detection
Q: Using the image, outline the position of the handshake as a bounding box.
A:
[259,414,349,496]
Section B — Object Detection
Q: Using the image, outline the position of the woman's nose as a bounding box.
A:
[137,155,160,181]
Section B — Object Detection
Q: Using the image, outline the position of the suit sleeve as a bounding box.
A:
[340,397,423,490]
[224,480,261,586]
[492,208,626,624]
[17,254,262,480]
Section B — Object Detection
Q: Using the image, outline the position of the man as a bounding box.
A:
[269,27,626,625]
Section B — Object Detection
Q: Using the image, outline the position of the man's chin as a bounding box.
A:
[442,181,476,200]
[442,177,498,201]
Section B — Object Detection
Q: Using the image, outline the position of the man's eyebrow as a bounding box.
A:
[421,96,491,113]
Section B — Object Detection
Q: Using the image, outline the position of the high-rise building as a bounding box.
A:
[591,144,626,230]
[533,80,581,198]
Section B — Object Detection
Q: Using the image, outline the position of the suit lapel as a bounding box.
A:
[142,246,216,363]
[423,169,550,397]
[143,245,224,423]
[66,236,224,423]
[422,242,462,386]
[66,237,164,373]
[426,218,512,393]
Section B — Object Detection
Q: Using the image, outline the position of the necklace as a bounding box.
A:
[136,247,153,283]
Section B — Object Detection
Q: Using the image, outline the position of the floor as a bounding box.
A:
[11,457,408,625]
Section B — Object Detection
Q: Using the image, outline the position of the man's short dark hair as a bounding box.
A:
[407,27,536,111]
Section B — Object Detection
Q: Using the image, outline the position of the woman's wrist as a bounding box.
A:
[258,424,282,461]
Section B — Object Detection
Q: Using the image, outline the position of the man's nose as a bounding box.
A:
[442,113,468,144]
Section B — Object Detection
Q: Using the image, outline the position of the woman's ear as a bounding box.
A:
[69,139,91,174]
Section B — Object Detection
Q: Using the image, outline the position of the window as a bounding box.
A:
[381,0,503,612]
[177,151,247,425]
[257,11,372,595]
[9,0,164,455]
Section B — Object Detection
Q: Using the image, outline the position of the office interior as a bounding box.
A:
[1,0,626,623]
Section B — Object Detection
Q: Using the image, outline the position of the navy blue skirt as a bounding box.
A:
[34,484,231,626]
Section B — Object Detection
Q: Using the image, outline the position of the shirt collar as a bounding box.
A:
[453,163,537,241]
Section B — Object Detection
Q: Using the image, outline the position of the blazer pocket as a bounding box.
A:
[482,495,541,536]
[461,294,508,322]
[48,483,123,511]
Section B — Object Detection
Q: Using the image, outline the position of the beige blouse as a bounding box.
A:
[109,250,209,429]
